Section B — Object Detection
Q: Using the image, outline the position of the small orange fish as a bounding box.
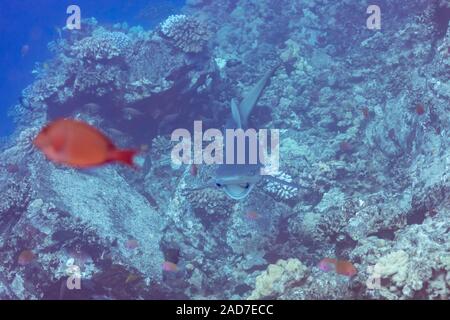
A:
[335,260,357,277]
[415,104,425,115]
[318,258,357,277]
[125,239,139,250]
[6,163,19,173]
[190,164,198,176]
[361,107,370,119]
[339,141,353,153]
[162,261,178,272]
[246,210,259,220]
[18,250,36,266]
[34,119,138,168]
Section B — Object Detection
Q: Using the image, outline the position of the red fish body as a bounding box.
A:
[318,258,357,277]
[190,164,198,176]
[162,261,178,272]
[246,210,259,220]
[415,104,425,115]
[339,141,353,153]
[362,107,370,119]
[335,260,357,277]
[34,119,137,168]
[18,250,36,266]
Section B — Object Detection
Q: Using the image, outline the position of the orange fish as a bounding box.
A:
[34,119,138,168]
[361,107,370,119]
[246,210,259,220]
[162,261,178,272]
[415,104,425,115]
[6,163,19,173]
[190,164,198,176]
[335,260,357,277]
[318,258,357,277]
[18,250,36,266]
[339,141,353,153]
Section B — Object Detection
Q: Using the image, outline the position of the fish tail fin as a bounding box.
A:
[111,149,138,167]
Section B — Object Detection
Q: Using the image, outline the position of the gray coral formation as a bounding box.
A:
[71,29,132,61]
[1,0,450,300]
[160,14,211,53]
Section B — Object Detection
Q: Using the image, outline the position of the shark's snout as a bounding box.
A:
[222,183,253,200]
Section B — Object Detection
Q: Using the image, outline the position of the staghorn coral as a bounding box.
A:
[160,14,211,53]
[247,258,307,300]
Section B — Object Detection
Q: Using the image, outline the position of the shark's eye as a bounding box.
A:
[240,183,250,189]
[216,183,222,188]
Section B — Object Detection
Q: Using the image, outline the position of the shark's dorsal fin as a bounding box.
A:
[231,98,242,129]
[238,63,281,128]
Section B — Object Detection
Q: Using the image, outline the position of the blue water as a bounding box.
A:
[0,0,185,137]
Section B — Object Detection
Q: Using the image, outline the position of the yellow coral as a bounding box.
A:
[248,258,307,300]
[374,250,409,286]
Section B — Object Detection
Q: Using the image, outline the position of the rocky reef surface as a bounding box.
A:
[0,0,449,299]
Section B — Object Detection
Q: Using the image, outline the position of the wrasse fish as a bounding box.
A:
[190,164,198,176]
[162,261,178,272]
[34,119,138,168]
[339,141,353,153]
[246,210,260,220]
[18,250,36,266]
[415,104,425,115]
[335,260,357,277]
[361,106,370,119]
[318,258,357,277]
[318,258,337,272]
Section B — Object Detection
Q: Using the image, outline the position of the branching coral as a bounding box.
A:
[71,28,131,61]
[160,15,211,53]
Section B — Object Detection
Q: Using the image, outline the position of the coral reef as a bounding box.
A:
[160,14,211,53]
[1,0,449,300]
[71,29,132,61]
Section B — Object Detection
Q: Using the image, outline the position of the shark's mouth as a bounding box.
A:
[222,183,254,200]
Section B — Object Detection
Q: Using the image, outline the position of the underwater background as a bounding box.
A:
[0,0,449,299]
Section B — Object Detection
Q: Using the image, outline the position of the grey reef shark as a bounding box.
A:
[190,62,300,200]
